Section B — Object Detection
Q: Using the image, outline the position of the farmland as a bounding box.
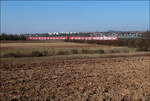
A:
[0,40,142,58]
[0,40,150,101]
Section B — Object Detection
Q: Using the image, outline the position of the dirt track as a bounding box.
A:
[0,55,150,101]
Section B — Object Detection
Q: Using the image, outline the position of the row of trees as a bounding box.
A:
[0,33,26,40]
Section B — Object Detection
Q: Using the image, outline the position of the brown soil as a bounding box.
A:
[0,55,150,101]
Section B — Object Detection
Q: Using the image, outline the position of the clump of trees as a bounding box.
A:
[141,31,150,39]
[0,33,26,40]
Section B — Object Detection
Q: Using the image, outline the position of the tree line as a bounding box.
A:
[0,33,26,40]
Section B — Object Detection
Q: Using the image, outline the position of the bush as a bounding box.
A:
[87,50,95,54]
[95,49,105,54]
[123,50,129,53]
[14,51,25,57]
[3,52,25,57]
[81,49,88,54]
[71,49,78,54]
[48,50,56,56]
[136,48,143,52]
[148,46,150,51]
[32,51,43,57]
[109,50,120,53]
[42,51,49,56]
[81,49,94,54]
[137,47,148,52]
[3,53,16,57]
[57,50,70,55]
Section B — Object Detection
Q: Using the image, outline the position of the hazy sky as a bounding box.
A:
[1,1,149,34]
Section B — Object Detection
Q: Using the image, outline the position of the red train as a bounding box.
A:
[27,36,118,40]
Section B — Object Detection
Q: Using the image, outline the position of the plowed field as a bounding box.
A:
[0,55,150,101]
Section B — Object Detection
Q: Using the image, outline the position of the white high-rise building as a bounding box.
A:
[48,32,52,35]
